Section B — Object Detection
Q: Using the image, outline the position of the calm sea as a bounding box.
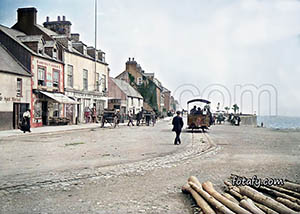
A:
[257,116,300,130]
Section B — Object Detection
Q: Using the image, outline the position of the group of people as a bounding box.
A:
[228,113,241,126]
[190,105,211,116]
[127,108,157,127]
[84,106,97,123]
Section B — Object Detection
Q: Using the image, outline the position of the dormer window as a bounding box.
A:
[83,46,87,55]
[68,41,72,51]
[53,48,57,59]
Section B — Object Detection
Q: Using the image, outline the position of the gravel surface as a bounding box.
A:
[0,120,299,214]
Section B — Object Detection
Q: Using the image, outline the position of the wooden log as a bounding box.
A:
[254,202,279,214]
[189,181,235,214]
[269,185,300,199]
[237,185,299,214]
[222,193,239,204]
[259,186,300,205]
[276,197,300,211]
[182,183,216,214]
[282,181,300,193]
[239,198,265,214]
[202,181,252,214]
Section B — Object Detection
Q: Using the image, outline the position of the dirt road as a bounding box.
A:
[0,120,299,213]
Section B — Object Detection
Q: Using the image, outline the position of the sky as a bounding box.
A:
[1,0,300,116]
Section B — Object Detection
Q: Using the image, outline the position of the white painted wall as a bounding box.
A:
[0,72,31,111]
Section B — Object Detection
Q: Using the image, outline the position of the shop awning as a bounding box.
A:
[40,91,79,104]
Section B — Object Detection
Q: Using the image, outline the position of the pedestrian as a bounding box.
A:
[127,110,134,126]
[136,110,142,126]
[152,112,156,126]
[91,106,97,123]
[172,111,184,145]
[114,109,120,128]
[20,109,31,133]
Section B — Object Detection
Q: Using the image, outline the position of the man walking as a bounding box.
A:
[172,111,184,145]
[127,110,134,126]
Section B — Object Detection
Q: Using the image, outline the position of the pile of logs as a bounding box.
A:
[182,176,300,214]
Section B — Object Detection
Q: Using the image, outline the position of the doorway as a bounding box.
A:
[13,103,29,129]
[42,101,48,125]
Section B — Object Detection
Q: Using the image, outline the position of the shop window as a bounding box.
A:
[34,101,42,118]
[53,70,60,88]
[38,66,46,86]
[17,78,22,97]
[53,103,60,117]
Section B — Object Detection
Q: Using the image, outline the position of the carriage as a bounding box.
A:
[187,98,212,131]
[99,109,118,128]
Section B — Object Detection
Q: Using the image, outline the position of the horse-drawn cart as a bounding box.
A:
[99,110,118,128]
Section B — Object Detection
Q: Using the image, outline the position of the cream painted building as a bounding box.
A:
[63,44,109,124]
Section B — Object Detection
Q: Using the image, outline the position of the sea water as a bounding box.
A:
[257,116,300,130]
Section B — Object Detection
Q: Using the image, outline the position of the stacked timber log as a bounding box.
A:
[182,176,300,214]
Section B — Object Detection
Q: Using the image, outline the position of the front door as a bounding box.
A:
[42,101,48,125]
[13,103,29,129]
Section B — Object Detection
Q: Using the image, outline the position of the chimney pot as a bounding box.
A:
[46,16,49,22]
[63,16,65,21]
[132,57,135,61]
[129,57,131,61]
[57,16,60,21]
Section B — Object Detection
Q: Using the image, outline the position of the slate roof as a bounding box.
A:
[0,44,31,76]
[111,78,143,99]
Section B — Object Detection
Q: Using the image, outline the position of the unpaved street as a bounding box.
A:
[0,119,300,214]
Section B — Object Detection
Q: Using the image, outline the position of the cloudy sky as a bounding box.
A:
[1,0,300,116]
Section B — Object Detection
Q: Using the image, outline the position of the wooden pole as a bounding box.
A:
[189,181,235,214]
[182,183,216,214]
[239,198,265,214]
[202,181,252,214]
[237,185,299,214]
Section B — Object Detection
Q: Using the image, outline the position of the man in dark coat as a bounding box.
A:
[172,111,184,145]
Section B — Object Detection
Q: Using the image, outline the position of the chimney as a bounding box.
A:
[63,16,65,21]
[17,7,37,25]
[132,57,135,61]
[46,16,49,22]
[57,16,60,21]
[129,57,131,61]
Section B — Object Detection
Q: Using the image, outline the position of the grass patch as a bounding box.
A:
[65,142,85,146]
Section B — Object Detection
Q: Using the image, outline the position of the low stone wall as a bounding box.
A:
[240,115,257,126]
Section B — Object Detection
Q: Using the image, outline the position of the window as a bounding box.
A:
[83,69,88,90]
[67,65,73,88]
[96,73,99,91]
[53,103,60,117]
[38,66,46,86]
[17,78,22,97]
[137,77,143,85]
[131,97,133,105]
[53,49,57,59]
[53,70,59,88]
[138,98,141,107]
[102,74,106,92]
